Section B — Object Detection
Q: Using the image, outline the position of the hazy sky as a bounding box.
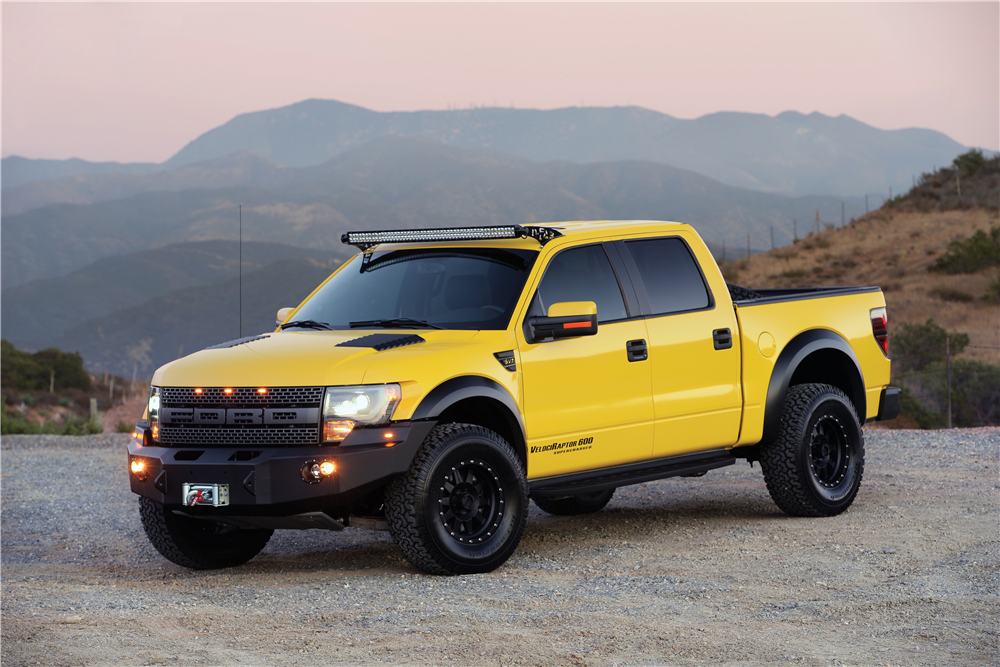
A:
[3,2,998,163]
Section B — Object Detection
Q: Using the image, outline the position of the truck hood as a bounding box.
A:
[154,329,480,387]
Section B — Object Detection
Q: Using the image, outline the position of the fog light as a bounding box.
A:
[302,459,336,483]
[130,459,147,481]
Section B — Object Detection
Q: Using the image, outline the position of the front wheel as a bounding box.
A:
[385,424,529,575]
[139,497,273,569]
[759,383,865,517]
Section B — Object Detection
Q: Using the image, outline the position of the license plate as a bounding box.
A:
[182,483,230,507]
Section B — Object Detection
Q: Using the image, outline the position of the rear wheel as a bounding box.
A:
[385,423,529,575]
[139,497,273,569]
[759,383,865,517]
[533,489,615,516]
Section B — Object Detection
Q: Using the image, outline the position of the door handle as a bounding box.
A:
[713,328,733,350]
[626,339,648,362]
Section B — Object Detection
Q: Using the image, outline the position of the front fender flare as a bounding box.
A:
[412,375,526,447]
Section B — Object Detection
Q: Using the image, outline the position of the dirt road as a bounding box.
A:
[2,428,996,666]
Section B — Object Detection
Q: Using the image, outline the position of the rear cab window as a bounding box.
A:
[624,238,712,315]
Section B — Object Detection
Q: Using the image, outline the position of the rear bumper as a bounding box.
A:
[127,420,435,516]
[874,386,901,422]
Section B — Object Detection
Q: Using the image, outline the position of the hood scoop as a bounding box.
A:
[205,334,270,350]
[336,333,426,352]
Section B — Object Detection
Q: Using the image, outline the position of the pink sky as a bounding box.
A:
[3,2,998,163]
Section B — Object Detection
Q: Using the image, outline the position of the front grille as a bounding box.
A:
[158,386,325,447]
[161,386,324,405]
[158,426,321,446]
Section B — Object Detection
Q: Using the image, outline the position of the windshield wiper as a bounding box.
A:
[348,318,443,330]
[280,319,333,331]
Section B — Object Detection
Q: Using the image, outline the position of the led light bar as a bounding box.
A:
[341,225,562,251]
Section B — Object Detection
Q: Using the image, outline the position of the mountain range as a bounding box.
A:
[0,240,344,349]
[0,98,974,374]
[3,99,966,198]
[2,136,868,289]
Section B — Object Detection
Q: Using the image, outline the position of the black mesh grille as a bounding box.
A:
[158,426,320,446]
[160,387,324,405]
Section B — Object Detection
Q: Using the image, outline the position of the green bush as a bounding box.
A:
[933,227,1000,274]
[893,319,969,372]
[116,420,133,434]
[1,340,92,391]
[897,385,944,430]
[953,148,987,176]
[935,359,1000,427]
[982,274,1000,304]
[1,396,102,435]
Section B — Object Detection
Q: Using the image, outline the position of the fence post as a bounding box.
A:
[946,336,952,429]
[90,398,98,421]
[50,370,55,394]
[770,226,775,250]
[747,232,751,259]
[865,194,868,214]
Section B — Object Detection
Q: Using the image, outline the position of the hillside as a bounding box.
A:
[1,136,866,288]
[3,100,966,198]
[0,240,342,350]
[47,257,344,376]
[719,155,999,426]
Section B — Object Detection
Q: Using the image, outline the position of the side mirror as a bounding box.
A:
[276,307,294,327]
[526,301,598,343]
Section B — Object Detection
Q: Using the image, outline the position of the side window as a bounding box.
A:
[535,245,628,323]
[626,238,710,315]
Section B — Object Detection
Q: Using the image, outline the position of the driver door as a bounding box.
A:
[517,243,654,479]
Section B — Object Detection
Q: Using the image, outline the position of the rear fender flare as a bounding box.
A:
[762,329,866,443]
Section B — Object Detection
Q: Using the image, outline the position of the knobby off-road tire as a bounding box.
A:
[385,423,529,575]
[139,497,273,569]
[533,489,615,516]
[759,383,865,517]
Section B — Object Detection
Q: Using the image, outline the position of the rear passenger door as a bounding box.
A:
[619,236,742,458]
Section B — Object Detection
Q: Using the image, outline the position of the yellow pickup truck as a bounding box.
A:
[128,221,899,575]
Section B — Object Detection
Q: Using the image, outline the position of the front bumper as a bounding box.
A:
[127,420,436,518]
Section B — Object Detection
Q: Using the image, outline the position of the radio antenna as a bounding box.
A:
[239,205,242,338]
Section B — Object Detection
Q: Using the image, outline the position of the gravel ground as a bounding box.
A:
[2,428,997,666]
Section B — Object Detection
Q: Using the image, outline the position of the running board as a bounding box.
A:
[528,449,737,498]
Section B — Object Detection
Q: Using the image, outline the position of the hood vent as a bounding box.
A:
[336,333,426,352]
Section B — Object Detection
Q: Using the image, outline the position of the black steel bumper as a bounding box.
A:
[127,420,436,518]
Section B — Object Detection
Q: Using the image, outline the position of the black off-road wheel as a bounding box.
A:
[759,383,865,517]
[385,423,529,575]
[533,489,615,516]
[139,497,273,569]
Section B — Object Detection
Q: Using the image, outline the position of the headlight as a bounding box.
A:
[322,384,401,442]
[148,387,160,442]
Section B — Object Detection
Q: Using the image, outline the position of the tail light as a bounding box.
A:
[871,307,888,356]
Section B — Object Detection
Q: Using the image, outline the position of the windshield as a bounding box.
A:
[292,247,538,330]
